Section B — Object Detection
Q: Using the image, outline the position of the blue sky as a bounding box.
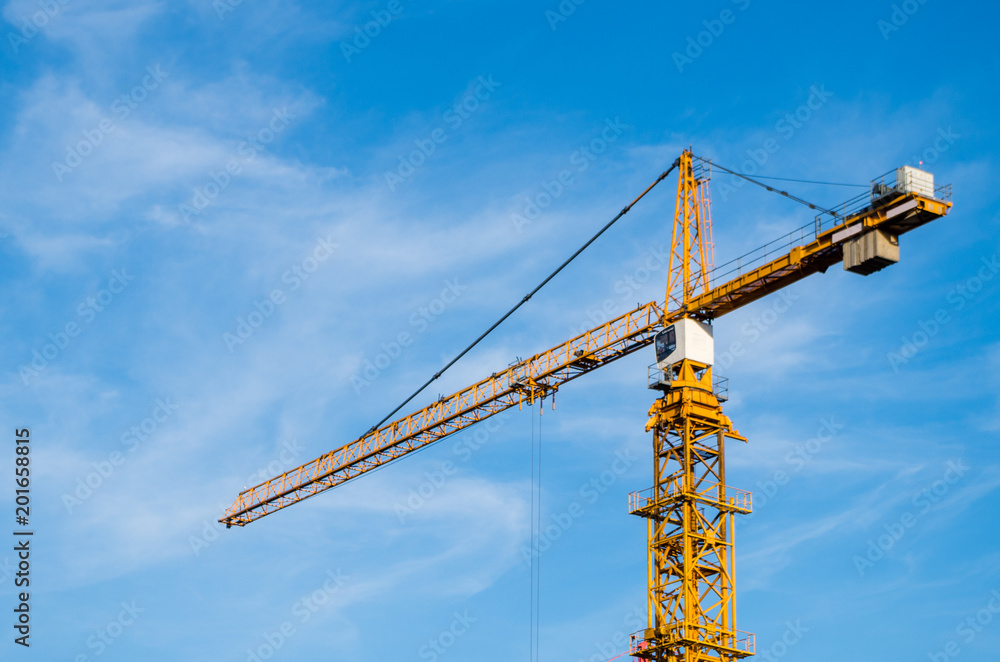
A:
[0,0,998,660]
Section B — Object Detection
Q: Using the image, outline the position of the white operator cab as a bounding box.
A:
[650,318,717,394]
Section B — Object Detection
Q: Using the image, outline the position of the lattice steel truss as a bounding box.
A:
[666,152,713,310]
[629,360,753,662]
[220,152,949,530]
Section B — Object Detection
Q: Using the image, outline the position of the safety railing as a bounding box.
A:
[647,365,730,402]
[713,375,729,402]
[629,481,752,514]
[629,625,755,656]
[677,168,952,293]
[647,364,667,389]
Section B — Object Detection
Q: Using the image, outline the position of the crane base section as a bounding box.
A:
[631,359,753,662]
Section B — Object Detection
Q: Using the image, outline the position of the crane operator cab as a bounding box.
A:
[650,318,714,391]
[654,325,677,366]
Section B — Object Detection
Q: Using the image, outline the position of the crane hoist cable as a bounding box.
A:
[528,403,541,662]
[534,401,542,662]
[529,406,535,661]
[693,155,842,217]
[366,158,681,436]
[736,174,867,188]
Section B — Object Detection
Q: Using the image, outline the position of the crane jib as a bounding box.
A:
[221,300,665,526]
[221,179,951,528]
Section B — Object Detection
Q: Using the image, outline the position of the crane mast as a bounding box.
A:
[221,148,952,661]
[632,151,752,661]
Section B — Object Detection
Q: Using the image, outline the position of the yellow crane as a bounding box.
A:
[221,149,952,662]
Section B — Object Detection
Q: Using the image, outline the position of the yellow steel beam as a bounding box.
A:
[673,190,952,323]
[221,300,663,526]
[221,184,950,528]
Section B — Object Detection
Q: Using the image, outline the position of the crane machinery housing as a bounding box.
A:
[221,149,952,662]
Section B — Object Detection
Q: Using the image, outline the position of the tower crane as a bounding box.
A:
[221,149,952,662]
